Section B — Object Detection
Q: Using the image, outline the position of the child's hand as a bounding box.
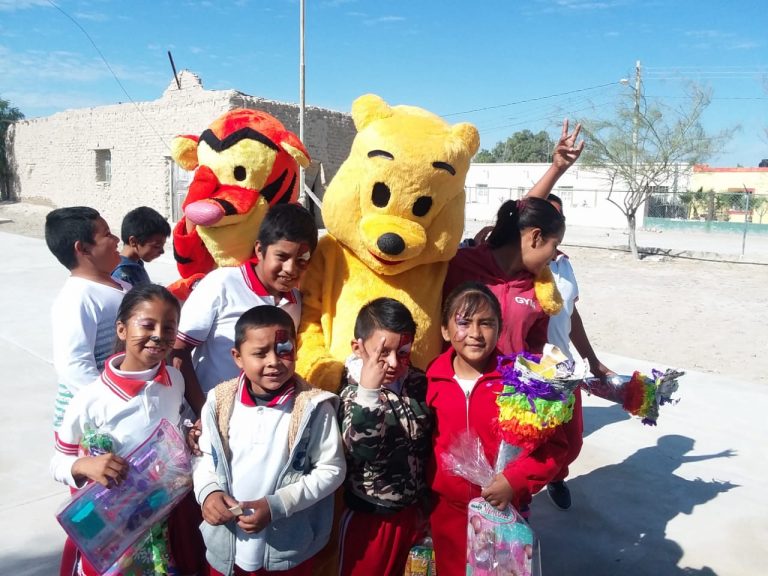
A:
[552,119,584,172]
[184,418,202,457]
[357,337,388,390]
[481,473,515,510]
[202,491,240,526]
[238,498,272,534]
[72,454,128,488]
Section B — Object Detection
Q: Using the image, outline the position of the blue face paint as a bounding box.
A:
[274,329,295,360]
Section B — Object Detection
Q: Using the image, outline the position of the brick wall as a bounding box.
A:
[6,71,355,229]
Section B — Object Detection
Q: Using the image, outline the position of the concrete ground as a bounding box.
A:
[0,231,766,576]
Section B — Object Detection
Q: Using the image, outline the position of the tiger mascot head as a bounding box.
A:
[171,108,311,275]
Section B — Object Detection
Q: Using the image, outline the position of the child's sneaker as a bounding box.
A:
[546,481,571,510]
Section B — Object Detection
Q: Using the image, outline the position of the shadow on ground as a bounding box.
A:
[533,434,737,576]
[582,404,631,438]
[0,550,62,576]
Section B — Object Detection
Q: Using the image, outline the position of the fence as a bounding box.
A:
[463,187,768,260]
[646,190,768,226]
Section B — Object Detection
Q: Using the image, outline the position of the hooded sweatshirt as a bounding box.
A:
[444,243,548,355]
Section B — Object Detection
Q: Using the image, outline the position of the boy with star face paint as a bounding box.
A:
[193,305,345,576]
[336,298,433,576]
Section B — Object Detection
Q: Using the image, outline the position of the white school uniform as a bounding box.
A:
[547,252,579,361]
[177,261,301,394]
[51,354,185,488]
[51,277,131,429]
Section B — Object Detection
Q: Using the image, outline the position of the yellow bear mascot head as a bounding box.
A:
[322,94,480,272]
[296,94,480,391]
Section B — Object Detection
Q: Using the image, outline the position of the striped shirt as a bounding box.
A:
[51,276,130,429]
[51,354,184,488]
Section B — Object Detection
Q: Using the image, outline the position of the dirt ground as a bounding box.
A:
[2,200,765,384]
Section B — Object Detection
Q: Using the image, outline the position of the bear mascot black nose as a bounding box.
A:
[377,233,406,255]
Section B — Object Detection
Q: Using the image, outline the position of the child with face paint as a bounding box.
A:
[194,305,346,576]
[173,203,318,416]
[336,298,432,576]
[426,282,568,576]
[50,284,205,575]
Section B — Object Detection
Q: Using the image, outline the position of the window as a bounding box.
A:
[95,149,111,183]
[556,186,574,208]
[476,184,489,204]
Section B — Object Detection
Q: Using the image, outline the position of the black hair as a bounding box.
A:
[441,281,503,330]
[234,305,296,350]
[486,197,565,250]
[547,193,563,210]
[45,206,100,270]
[120,206,171,244]
[116,284,181,325]
[353,297,417,340]
[113,284,180,353]
[257,203,318,255]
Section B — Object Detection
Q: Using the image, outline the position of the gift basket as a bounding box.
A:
[56,419,193,574]
[442,431,540,576]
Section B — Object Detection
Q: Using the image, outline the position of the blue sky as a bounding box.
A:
[1,0,766,166]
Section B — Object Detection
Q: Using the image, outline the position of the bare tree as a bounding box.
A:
[580,84,734,259]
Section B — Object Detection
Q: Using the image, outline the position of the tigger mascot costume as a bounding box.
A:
[169,108,311,300]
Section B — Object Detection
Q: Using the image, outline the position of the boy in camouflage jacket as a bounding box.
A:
[337,298,433,576]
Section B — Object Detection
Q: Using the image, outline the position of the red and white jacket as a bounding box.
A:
[426,347,568,509]
[444,244,548,355]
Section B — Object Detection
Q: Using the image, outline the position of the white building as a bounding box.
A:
[464,162,692,228]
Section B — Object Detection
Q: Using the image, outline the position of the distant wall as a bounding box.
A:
[644,217,768,235]
[8,72,355,229]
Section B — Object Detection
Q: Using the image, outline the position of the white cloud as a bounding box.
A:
[0,0,49,11]
[554,0,625,9]
[685,30,730,39]
[364,15,405,25]
[728,41,760,51]
[73,11,109,22]
[323,0,357,7]
[0,45,166,86]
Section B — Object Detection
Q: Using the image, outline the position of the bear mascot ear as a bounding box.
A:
[171,135,200,171]
[451,122,481,157]
[351,94,395,131]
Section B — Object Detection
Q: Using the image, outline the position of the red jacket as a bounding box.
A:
[426,347,568,508]
[444,244,548,355]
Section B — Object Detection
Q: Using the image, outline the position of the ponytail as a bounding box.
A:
[487,197,564,249]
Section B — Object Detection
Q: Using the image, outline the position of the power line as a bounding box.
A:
[46,0,170,151]
[441,82,620,117]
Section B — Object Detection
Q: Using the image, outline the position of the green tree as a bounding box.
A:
[1,97,24,201]
[580,84,734,259]
[750,195,768,224]
[474,129,555,163]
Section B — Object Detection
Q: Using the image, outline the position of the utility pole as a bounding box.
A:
[298,0,306,207]
[632,60,641,174]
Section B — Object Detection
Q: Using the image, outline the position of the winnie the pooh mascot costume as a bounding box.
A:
[297,94,479,392]
[169,108,310,299]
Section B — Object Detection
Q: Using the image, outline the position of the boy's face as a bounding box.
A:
[254,239,311,296]
[232,325,296,395]
[133,233,167,263]
[352,328,412,385]
[81,217,121,273]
